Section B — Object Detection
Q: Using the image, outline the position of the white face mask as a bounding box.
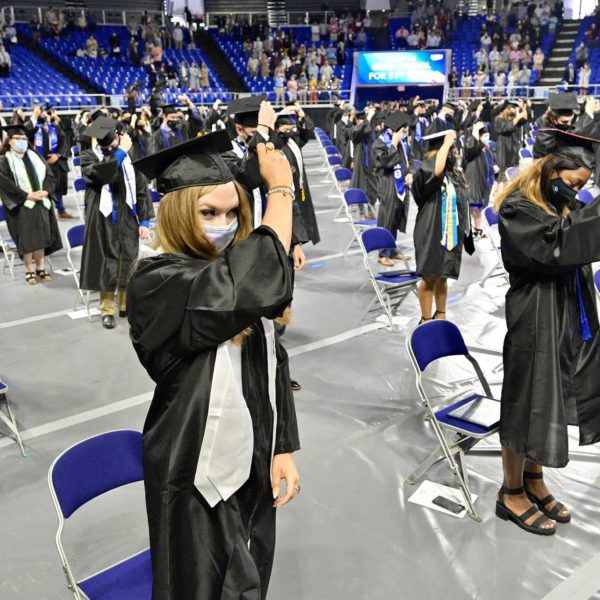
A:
[481,134,490,144]
[204,218,238,252]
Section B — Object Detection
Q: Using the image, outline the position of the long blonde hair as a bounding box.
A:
[494,154,581,217]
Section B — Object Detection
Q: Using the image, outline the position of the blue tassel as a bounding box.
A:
[575,269,593,342]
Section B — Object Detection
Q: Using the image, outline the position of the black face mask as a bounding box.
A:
[548,177,577,211]
[277,131,294,143]
[555,122,571,131]
[38,116,47,124]
[100,145,116,156]
[121,119,131,126]
[168,119,182,129]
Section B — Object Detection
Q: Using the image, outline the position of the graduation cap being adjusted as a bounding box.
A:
[275,107,298,126]
[83,116,120,146]
[0,124,30,138]
[160,103,184,116]
[385,111,410,132]
[422,128,455,150]
[542,125,600,171]
[443,101,457,111]
[133,130,234,194]
[548,92,578,115]
[226,95,268,127]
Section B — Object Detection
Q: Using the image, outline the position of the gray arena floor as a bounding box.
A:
[1,140,600,600]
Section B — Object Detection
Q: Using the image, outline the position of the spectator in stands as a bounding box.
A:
[474,67,488,97]
[326,43,336,66]
[180,60,189,88]
[585,22,598,48]
[563,61,576,91]
[318,74,330,101]
[489,45,500,72]
[579,62,591,95]
[86,35,98,59]
[395,25,409,49]
[173,23,184,51]
[129,37,140,67]
[575,41,587,69]
[188,60,200,89]
[160,24,172,50]
[3,21,17,46]
[274,73,286,106]
[427,28,441,48]
[475,46,489,71]
[248,54,259,77]
[519,64,531,96]
[109,32,121,58]
[330,75,340,100]
[307,59,319,82]
[320,61,333,84]
[448,66,459,100]
[407,28,419,49]
[494,69,506,97]
[506,64,519,96]
[461,70,472,98]
[151,42,163,68]
[199,61,209,88]
[521,43,533,68]
[336,41,346,66]
[30,15,42,44]
[287,74,298,102]
[508,45,522,66]
[297,70,308,103]
[532,47,544,71]
[166,62,178,87]
[308,73,318,104]
[311,22,320,44]
[260,53,270,78]
[480,29,492,51]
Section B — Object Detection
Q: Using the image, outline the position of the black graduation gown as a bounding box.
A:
[532,112,594,159]
[494,117,523,175]
[425,114,453,136]
[335,119,351,160]
[80,149,154,291]
[127,226,299,600]
[28,121,70,196]
[349,120,378,204]
[0,152,62,257]
[410,115,430,160]
[411,157,470,279]
[463,136,496,207]
[150,113,203,151]
[498,193,600,467]
[129,126,154,161]
[373,136,411,234]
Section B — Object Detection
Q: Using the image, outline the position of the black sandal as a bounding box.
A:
[25,271,37,285]
[523,471,571,523]
[418,316,434,325]
[35,269,52,282]
[433,310,446,319]
[496,486,556,535]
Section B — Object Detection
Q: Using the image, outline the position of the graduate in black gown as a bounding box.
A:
[411,129,470,324]
[335,105,353,162]
[494,126,600,536]
[80,117,154,329]
[463,121,498,238]
[0,124,62,284]
[372,111,413,266]
[129,131,301,600]
[494,100,529,181]
[150,96,203,151]
[349,106,379,210]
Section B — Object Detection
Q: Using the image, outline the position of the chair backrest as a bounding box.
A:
[484,206,499,227]
[361,227,397,253]
[325,145,339,155]
[344,188,369,206]
[335,168,352,182]
[49,430,143,519]
[149,189,161,203]
[0,204,6,222]
[577,189,594,205]
[66,224,86,249]
[71,145,80,157]
[73,177,87,192]
[73,157,81,167]
[408,320,469,372]
[505,166,519,180]
[519,148,533,159]
[328,155,342,166]
[594,269,600,294]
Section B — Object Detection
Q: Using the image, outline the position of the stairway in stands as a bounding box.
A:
[194,29,246,94]
[268,0,287,27]
[539,19,582,87]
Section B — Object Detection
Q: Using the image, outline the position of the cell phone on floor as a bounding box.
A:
[432,495,465,514]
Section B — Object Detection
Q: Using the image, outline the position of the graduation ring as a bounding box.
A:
[294,484,301,494]
[265,142,275,151]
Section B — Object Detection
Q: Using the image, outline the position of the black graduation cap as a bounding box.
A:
[468,100,482,112]
[275,107,298,126]
[226,95,268,127]
[160,103,183,116]
[133,130,234,194]
[548,92,578,115]
[0,124,29,138]
[443,101,457,111]
[385,111,410,132]
[90,107,107,122]
[422,129,455,150]
[543,126,600,171]
[83,116,120,146]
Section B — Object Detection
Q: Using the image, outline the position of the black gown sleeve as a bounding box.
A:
[179,225,293,352]
[274,337,300,454]
[411,156,444,207]
[495,118,516,136]
[0,157,29,210]
[81,149,121,186]
[499,194,600,274]
[374,141,404,172]
[464,135,484,163]
[134,169,154,222]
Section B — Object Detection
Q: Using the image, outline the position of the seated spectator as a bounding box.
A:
[532,47,544,71]
[0,43,11,77]
[109,32,121,58]
[395,25,409,48]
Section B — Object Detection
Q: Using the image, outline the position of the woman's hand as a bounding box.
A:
[27,190,48,201]
[257,142,293,189]
[293,243,306,271]
[272,453,301,508]
[139,226,150,240]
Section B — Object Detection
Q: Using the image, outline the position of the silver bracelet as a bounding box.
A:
[266,186,294,200]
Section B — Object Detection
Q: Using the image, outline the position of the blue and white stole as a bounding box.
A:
[34,123,59,156]
[381,131,406,200]
[440,176,458,250]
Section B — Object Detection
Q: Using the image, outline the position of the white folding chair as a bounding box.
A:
[0,378,26,456]
[479,206,509,287]
[406,320,501,522]
[65,224,94,319]
[0,204,17,279]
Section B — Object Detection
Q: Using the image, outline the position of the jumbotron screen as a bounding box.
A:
[355,50,450,86]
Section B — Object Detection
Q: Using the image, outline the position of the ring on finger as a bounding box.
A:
[265,142,275,151]
[294,484,301,494]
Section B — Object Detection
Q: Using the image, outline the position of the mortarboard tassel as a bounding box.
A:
[575,269,593,342]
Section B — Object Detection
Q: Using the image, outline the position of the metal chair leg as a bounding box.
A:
[0,393,26,457]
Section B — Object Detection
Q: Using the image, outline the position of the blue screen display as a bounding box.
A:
[356,51,448,86]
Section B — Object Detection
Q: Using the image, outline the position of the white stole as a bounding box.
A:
[5,150,50,210]
[194,318,277,507]
[93,145,137,219]
[231,138,263,227]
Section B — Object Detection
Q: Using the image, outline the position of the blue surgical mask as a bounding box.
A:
[13,140,28,154]
[204,219,238,251]
[481,134,490,144]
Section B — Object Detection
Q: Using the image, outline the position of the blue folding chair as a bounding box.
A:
[0,378,26,456]
[65,224,94,319]
[48,430,152,599]
[480,206,509,287]
[328,155,342,168]
[342,189,377,253]
[361,227,419,329]
[73,177,87,223]
[505,166,520,180]
[331,168,354,219]
[594,269,600,300]
[577,188,594,205]
[0,204,17,279]
[406,320,500,521]
[519,147,533,163]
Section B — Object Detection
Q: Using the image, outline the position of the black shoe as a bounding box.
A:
[291,380,302,391]
[119,310,127,318]
[102,315,116,329]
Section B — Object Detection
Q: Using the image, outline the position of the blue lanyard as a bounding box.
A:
[160,127,184,148]
[575,269,592,341]
[483,148,493,188]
